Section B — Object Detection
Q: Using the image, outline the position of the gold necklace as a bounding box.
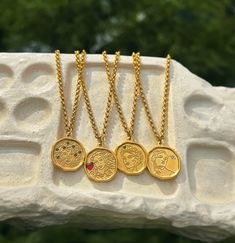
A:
[75,50,120,182]
[51,50,86,171]
[132,52,180,180]
[109,52,147,175]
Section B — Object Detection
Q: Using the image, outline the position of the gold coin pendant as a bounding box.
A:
[147,146,180,179]
[116,141,147,175]
[84,147,117,182]
[51,137,86,171]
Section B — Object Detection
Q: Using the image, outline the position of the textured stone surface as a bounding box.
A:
[0,52,235,242]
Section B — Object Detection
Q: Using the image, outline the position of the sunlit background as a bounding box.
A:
[0,0,235,242]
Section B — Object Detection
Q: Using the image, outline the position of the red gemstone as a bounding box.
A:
[86,162,94,170]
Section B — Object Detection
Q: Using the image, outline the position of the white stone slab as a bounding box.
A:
[0,52,235,242]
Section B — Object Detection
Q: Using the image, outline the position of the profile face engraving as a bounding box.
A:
[153,150,168,169]
[147,147,180,179]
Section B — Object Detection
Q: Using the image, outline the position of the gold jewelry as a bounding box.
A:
[109,52,147,175]
[75,50,119,182]
[51,50,86,171]
[132,52,180,180]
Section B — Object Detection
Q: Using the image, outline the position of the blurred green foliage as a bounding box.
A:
[0,0,235,86]
[1,223,235,243]
[0,0,235,242]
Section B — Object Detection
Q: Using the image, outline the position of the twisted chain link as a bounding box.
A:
[101,51,120,143]
[159,54,171,143]
[56,50,170,145]
[132,52,171,145]
[75,50,120,146]
[55,50,85,137]
[107,53,140,141]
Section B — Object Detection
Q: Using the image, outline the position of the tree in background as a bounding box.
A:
[0,0,235,86]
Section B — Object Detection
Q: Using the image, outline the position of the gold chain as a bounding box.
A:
[75,50,120,147]
[132,52,171,145]
[55,50,85,137]
[107,53,139,141]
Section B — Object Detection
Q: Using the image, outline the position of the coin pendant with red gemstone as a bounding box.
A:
[84,147,117,182]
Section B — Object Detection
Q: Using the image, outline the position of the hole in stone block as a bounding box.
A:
[21,63,55,93]
[0,140,41,186]
[184,94,222,121]
[13,97,52,131]
[187,142,235,204]
[0,64,14,90]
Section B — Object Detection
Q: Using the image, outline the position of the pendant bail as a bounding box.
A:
[66,127,72,138]
[66,131,71,138]
[157,137,163,146]
[98,136,104,147]
[127,133,133,142]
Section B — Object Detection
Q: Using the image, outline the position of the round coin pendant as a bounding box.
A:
[147,146,180,179]
[116,141,147,175]
[84,147,117,182]
[51,137,86,171]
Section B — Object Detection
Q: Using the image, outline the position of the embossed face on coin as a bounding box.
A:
[116,142,147,175]
[84,147,117,182]
[154,150,168,169]
[147,146,180,179]
[51,137,86,171]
